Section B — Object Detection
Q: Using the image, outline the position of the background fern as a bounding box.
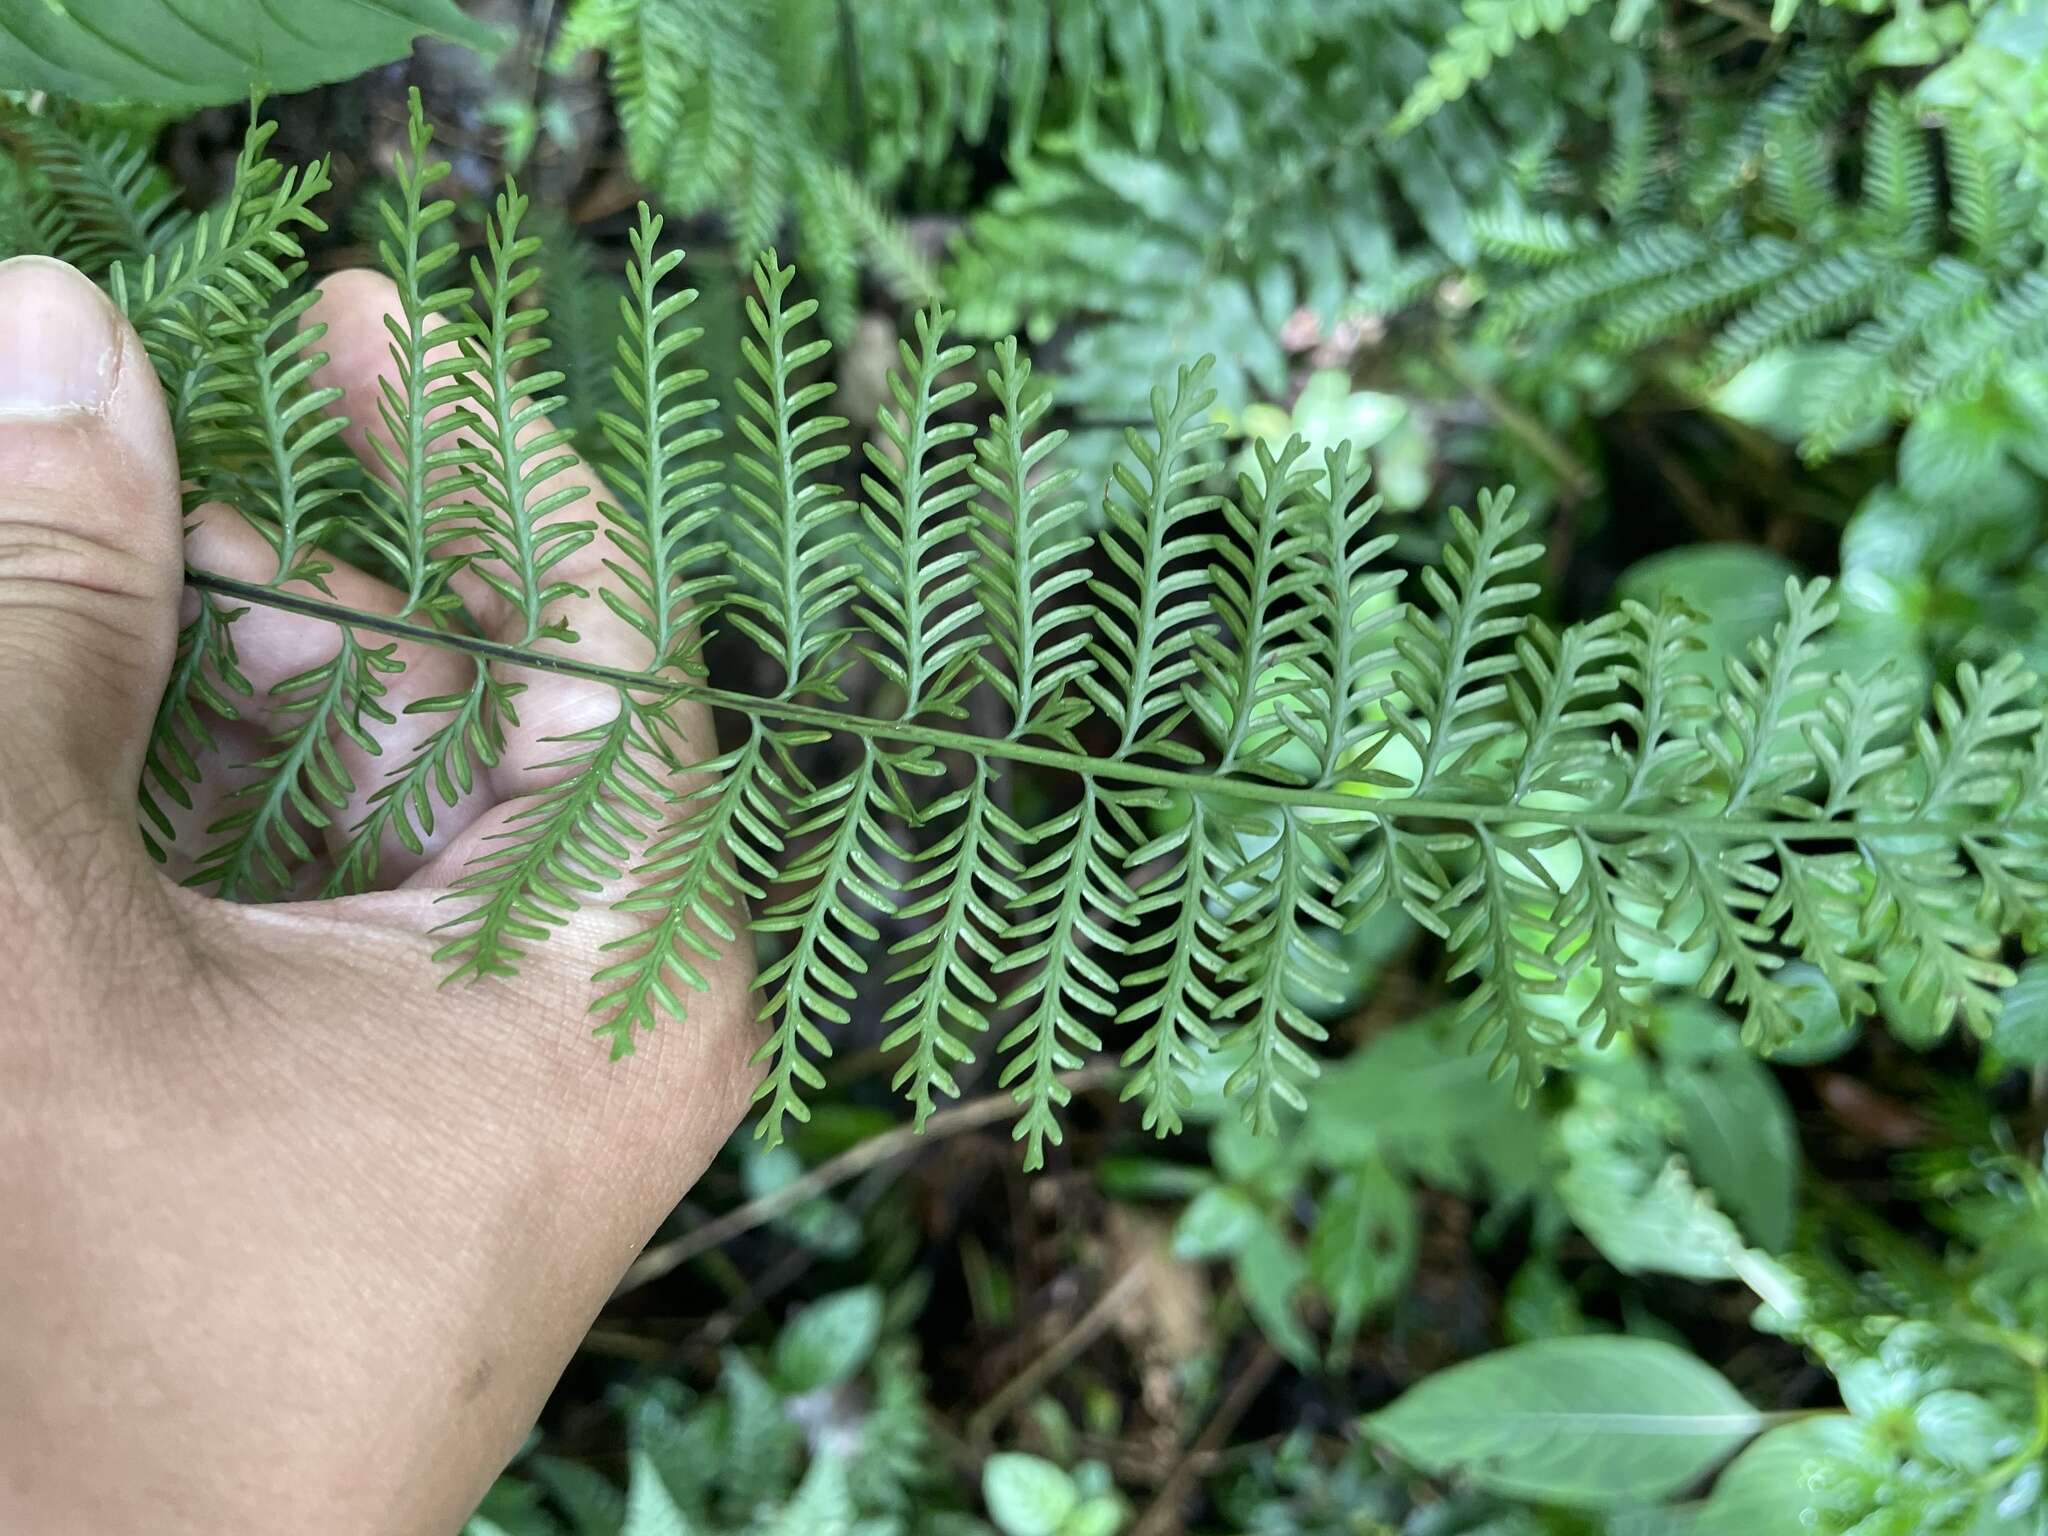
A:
[1474,54,2048,466]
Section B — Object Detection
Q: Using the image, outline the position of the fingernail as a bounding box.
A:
[0,256,121,418]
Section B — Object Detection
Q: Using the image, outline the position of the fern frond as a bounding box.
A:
[727,254,859,699]
[1390,0,1602,137]
[142,110,2048,1152]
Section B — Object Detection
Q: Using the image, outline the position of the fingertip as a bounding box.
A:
[0,254,181,810]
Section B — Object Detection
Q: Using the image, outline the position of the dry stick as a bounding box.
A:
[967,1261,1155,1446]
[615,1062,1123,1297]
[1130,1341,1283,1536]
[1435,340,1595,501]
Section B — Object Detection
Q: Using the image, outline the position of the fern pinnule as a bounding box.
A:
[750,745,902,1145]
[970,339,1094,745]
[189,633,402,901]
[727,254,859,700]
[854,304,983,721]
[364,91,484,618]
[460,182,595,646]
[598,207,728,674]
[1086,361,1230,761]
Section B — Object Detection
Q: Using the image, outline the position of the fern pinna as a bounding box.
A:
[20,99,2048,1166]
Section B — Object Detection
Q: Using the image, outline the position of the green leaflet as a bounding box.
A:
[0,0,500,106]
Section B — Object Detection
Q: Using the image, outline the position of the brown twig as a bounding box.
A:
[614,1063,1123,1297]
[1435,341,1595,502]
[967,1261,1154,1445]
[1130,1341,1283,1536]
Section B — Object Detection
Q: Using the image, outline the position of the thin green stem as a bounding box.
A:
[183,568,2048,844]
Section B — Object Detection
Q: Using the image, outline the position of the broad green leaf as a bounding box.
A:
[1554,1074,1748,1281]
[745,1143,862,1257]
[1235,1222,1317,1368]
[1096,1157,1215,1201]
[1171,1185,1264,1259]
[1502,1256,1593,1345]
[1913,1390,2010,1473]
[1307,1162,1417,1347]
[1758,964,1860,1065]
[1694,1415,1886,1536]
[1303,1019,1542,1196]
[983,1453,1079,1536]
[533,1456,626,1536]
[1657,1004,1799,1250]
[1364,1337,1763,1508]
[775,1287,884,1392]
[0,0,501,106]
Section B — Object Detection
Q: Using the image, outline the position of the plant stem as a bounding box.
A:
[184,568,2048,843]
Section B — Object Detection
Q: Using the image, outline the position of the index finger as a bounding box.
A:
[304,268,721,804]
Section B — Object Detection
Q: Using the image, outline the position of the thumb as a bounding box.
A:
[0,256,181,834]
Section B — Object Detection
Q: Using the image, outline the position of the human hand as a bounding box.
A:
[0,255,759,1534]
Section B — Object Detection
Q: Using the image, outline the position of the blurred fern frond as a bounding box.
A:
[1476,57,2048,462]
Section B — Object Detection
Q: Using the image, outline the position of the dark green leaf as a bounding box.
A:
[1364,1337,1762,1507]
[0,0,500,106]
[775,1287,883,1393]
